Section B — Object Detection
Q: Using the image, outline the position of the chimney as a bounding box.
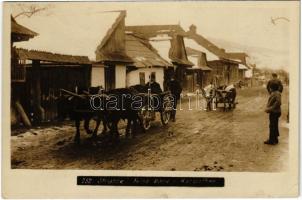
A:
[189,24,197,34]
[198,52,208,67]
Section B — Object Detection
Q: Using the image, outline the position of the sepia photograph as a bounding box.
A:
[2,1,299,198]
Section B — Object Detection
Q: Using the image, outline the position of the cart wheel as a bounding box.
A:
[139,106,152,131]
[160,96,172,125]
[161,109,171,125]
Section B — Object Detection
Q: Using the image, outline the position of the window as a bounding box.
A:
[105,65,115,91]
[139,72,145,85]
[151,72,156,81]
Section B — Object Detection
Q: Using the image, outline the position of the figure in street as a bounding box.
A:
[264,83,282,145]
[203,81,215,111]
[167,74,182,122]
[267,73,283,94]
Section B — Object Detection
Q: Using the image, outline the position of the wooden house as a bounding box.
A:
[125,24,250,88]
[186,47,213,91]
[185,25,246,86]
[11,17,92,126]
[126,25,194,91]
[207,59,239,86]
[227,52,250,81]
[14,49,91,124]
[94,12,173,91]
[11,16,38,127]
[169,34,194,91]
[95,21,184,91]
[238,64,249,80]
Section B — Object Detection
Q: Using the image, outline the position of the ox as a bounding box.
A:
[57,87,106,144]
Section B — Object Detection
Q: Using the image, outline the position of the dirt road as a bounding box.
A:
[11,87,289,171]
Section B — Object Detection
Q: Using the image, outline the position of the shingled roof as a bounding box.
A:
[11,16,38,42]
[169,35,194,66]
[126,24,245,66]
[126,25,186,39]
[125,34,172,68]
[185,26,229,60]
[186,47,212,71]
[184,25,249,65]
[225,52,248,64]
[16,48,90,64]
[95,11,132,64]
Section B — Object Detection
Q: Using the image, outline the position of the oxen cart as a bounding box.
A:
[214,86,237,111]
[58,86,173,144]
[59,87,144,143]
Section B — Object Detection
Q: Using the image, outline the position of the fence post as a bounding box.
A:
[32,60,45,123]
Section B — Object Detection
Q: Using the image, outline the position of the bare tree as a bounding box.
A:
[13,3,54,19]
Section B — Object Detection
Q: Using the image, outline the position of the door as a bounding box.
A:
[186,75,193,92]
[139,72,145,85]
[105,65,115,91]
[193,72,198,91]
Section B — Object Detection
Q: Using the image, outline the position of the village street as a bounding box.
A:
[11,86,289,172]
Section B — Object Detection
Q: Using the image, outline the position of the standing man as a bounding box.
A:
[267,73,283,94]
[146,73,162,120]
[168,74,182,122]
[264,83,282,145]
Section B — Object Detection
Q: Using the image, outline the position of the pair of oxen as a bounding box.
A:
[57,85,167,144]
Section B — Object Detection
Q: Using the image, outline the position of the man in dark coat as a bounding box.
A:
[267,73,283,94]
[146,73,162,94]
[168,74,182,122]
[264,82,282,145]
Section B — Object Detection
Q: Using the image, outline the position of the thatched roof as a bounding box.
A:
[226,52,248,64]
[125,34,172,68]
[126,25,186,39]
[95,11,132,64]
[11,16,38,42]
[169,35,194,66]
[16,48,90,64]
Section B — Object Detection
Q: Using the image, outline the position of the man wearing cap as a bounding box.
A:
[167,74,182,122]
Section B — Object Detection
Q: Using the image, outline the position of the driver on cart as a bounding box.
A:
[146,73,163,94]
[225,83,235,92]
[145,73,163,119]
[203,81,216,111]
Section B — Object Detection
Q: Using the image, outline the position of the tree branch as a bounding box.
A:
[13,5,49,19]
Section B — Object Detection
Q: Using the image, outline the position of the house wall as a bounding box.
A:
[126,67,164,90]
[91,64,105,87]
[238,69,245,80]
[245,69,253,78]
[208,61,226,86]
[18,64,91,123]
[208,61,239,86]
[115,64,126,88]
[201,71,212,87]
[229,64,239,84]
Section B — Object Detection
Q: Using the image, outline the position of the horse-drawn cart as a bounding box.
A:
[214,88,237,110]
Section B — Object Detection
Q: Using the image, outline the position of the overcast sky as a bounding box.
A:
[10,1,298,71]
